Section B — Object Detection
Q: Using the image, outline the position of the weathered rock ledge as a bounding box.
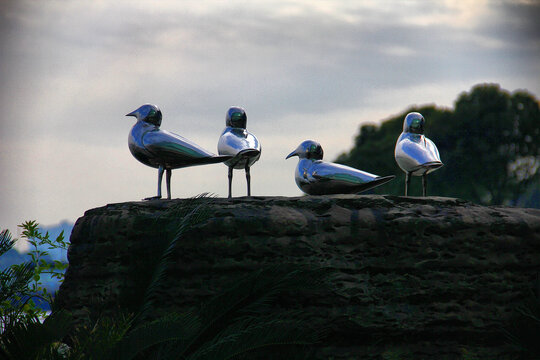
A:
[56,195,540,359]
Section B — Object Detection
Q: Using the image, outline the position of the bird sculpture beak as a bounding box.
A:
[285,149,298,159]
[125,110,137,117]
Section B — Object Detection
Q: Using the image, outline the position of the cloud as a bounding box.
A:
[0,0,539,231]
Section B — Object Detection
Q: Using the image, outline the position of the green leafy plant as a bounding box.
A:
[503,288,540,359]
[111,194,329,359]
[0,310,72,360]
[0,229,36,333]
[1,221,69,338]
[19,220,69,292]
[1,195,329,359]
[111,265,328,360]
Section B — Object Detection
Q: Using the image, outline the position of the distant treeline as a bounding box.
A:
[336,83,540,207]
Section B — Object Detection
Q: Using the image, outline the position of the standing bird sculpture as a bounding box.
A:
[126,104,232,200]
[217,107,261,198]
[394,112,443,196]
[286,140,395,195]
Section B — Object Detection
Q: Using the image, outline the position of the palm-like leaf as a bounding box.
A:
[1,229,36,334]
[134,193,214,325]
[0,263,34,303]
[67,312,133,360]
[112,312,201,360]
[112,265,329,360]
[188,311,322,360]
[0,310,72,359]
[503,289,540,357]
[179,265,329,358]
[1,197,330,359]
[0,230,13,256]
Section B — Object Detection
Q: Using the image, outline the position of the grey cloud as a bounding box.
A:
[2,1,540,230]
[498,1,540,43]
[1,1,539,146]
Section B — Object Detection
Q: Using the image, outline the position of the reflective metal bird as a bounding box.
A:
[394,112,443,196]
[217,107,261,198]
[126,104,232,200]
[286,140,395,195]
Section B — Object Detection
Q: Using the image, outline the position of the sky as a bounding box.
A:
[1,0,539,236]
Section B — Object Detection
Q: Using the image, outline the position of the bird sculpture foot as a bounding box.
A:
[143,195,162,201]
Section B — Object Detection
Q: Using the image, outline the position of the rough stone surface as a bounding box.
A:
[55,195,540,359]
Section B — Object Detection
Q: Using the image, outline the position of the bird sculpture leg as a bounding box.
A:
[422,173,427,197]
[145,166,164,200]
[166,168,172,199]
[405,172,411,196]
[228,167,233,199]
[245,164,251,197]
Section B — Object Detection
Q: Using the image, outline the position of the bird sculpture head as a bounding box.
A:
[126,104,162,127]
[286,140,324,160]
[226,107,247,129]
[403,112,424,134]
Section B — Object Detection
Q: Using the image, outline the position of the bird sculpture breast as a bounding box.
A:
[286,140,394,195]
[218,128,261,169]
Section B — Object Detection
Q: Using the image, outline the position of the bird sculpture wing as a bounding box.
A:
[424,137,441,162]
[395,133,442,174]
[218,128,261,168]
[143,129,221,168]
[298,161,394,195]
[309,162,379,184]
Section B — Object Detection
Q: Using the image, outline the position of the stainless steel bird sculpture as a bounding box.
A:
[217,107,261,198]
[286,140,395,195]
[126,104,232,200]
[394,112,443,196]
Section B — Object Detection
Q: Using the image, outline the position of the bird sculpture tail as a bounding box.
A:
[354,175,396,194]
[237,148,261,158]
[226,149,260,168]
[201,154,234,165]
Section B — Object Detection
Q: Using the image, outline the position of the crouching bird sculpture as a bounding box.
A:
[286,140,395,195]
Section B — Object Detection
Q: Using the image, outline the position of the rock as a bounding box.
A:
[55,195,540,359]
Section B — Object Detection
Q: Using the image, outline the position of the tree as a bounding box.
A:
[336,84,540,206]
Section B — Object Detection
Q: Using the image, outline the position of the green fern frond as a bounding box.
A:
[0,310,72,360]
[198,265,328,326]
[134,194,214,326]
[179,265,330,358]
[188,311,323,360]
[68,312,133,360]
[0,262,34,304]
[0,230,14,256]
[111,311,201,360]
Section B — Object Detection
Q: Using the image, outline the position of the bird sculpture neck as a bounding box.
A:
[227,126,248,137]
[402,132,424,142]
[298,158,320,166]
[143,119,160,128]
[135,120,159,131]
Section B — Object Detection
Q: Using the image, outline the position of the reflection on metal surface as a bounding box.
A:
[126,104,231,200]
[286,140,395,195]
[218,107,261,198]
[394,112,443,196]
